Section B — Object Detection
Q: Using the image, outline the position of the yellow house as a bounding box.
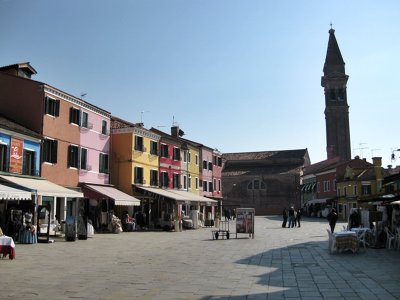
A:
[181,142,201,195]
[111,120,160,196]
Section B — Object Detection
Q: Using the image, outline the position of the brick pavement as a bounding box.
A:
[1,216,400,300]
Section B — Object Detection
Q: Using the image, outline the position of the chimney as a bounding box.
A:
[372,157,382,181]
[171,126,179,137]
[171,126,184,137]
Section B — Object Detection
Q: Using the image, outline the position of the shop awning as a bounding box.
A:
[84,184,140,206]
[168,190,218,205]
[0,175,83,198]
[306,198,331,205]
[137,186,217,205]
[0,184,32,200]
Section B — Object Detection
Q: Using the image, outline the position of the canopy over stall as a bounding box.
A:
[84,184,140,206]
[0,175,83,198]
[0,184,31,200]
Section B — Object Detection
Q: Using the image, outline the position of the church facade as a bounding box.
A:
[222,150,310,215]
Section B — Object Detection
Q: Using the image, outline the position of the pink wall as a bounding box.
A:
[79,108,110,184]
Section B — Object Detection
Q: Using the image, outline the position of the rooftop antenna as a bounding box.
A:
[172,116,179,126]
[353,142,368,159]
[140,110,149,123]
[370,149,381,157]
[80,93,87,100]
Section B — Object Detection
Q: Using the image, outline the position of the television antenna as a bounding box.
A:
[140,110,149,123]
[353,142,368,159]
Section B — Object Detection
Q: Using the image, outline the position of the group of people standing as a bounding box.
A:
[282,207,302,228]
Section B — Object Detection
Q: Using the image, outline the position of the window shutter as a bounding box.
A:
[55,100,60,117]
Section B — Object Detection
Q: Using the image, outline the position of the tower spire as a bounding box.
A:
[321,27,351,161]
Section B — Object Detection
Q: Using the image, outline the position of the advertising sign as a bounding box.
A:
[9,137,23,174]
[235,208,255,239]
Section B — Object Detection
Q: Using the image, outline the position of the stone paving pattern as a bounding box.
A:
[1,216,400,299]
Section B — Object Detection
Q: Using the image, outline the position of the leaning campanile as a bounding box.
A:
[321,27,351,161]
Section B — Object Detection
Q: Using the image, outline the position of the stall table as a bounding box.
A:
[0,235,16,259]
[333,231,358,253]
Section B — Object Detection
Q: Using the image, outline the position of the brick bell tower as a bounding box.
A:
[321,27,351,161]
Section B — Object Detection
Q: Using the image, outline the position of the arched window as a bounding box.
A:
[247,179,266,190]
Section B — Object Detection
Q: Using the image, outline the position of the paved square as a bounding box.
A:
[1,216,400,299]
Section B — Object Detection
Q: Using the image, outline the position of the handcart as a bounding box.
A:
[212,220,230,240]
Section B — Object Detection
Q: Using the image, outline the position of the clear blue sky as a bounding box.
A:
[1,1,400,168]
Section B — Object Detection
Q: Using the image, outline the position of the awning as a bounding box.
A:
[306,198,331,205]
[168,190,218,205]
[0,184,32,200]
[137,186,217,205]
[84,184,140,206]
[0,175,83,198]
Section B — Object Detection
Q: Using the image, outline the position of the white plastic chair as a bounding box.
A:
[385,227,396,249]
[327,229,336,254]
[357,230,367,250]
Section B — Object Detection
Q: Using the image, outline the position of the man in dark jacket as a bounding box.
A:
[327,208,338,233]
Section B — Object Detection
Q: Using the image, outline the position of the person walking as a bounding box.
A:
[288,207,295,228]
[296,208,302,227]
[327,208,338,233]
[282,208,288,228]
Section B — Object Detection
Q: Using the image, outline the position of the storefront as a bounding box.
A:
[81,184,141,233]
[134,186,217,230]
[0,183,32,239]
[0,174,83,237]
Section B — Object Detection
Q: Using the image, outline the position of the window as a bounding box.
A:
[203,160,207,169]
[43,139,58,164]
[150,170,159,186]
[44,97,60,117]
[188,175,192,189]
[208,162,213,171]
[203,182,207,192]
[81,112,89,128]
[68,145,79,168]
[247,179,266,190]
[362,185,371,195]
[213,179,217,191]
[213,155,217,165]
[134,167,144,184]
[80,148,87,170]
[69,107,81,125]
[0,144,8,172]
[135,136,144,152]
[323,180,330,192]
[208,181,213,193]
[353,185,357,195]
[218,179,221,192]
[99,153,109,174]
[195,177,199,189]
[173,147,180,160]
[333,179,337,191]
[160,144,169,158]
[150,141,158,155]
[195,155,198,165]
[160,172,168,188]
[183,175,187,189]
[173,173,180,188]
[101,120,108,135]
[217,157,222,167]
[23,149,35,176]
